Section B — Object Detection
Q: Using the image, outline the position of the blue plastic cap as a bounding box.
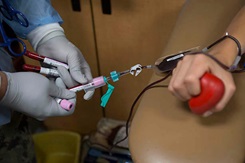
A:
[110,71,120,82]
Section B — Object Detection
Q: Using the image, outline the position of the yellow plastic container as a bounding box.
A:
[32,130,81,163]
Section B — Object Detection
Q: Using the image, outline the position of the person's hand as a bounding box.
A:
[0,72,76,120]
[168,53,236,115]
[27,23,94,100]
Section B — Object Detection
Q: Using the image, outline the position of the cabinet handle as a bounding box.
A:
[71,0,81,12]
[101,0,111,14]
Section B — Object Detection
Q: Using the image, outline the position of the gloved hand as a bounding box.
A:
[27,23,94,100]
[0,72,76,120]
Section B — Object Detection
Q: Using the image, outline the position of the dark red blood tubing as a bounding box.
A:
[24,50,44,61]
[22,64,41,72]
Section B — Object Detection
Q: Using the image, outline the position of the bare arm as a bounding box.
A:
[210,6,245,66]
[168,6,245,114]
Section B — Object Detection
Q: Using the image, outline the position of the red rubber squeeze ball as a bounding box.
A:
[188,73,225,115]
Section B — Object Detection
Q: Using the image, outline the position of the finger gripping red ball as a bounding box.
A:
[188,73,225,115]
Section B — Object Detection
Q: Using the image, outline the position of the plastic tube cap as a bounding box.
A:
[60,100,74,111]
[110,71,119,82]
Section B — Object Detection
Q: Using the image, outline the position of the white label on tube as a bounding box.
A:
[69,83,94,92]
[44,58,69,69]
[40,67,59,77]
[56,98,61,103]
[69,76,106,92]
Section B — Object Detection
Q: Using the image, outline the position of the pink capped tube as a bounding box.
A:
[56,99,74,111]
[69,76,106,92]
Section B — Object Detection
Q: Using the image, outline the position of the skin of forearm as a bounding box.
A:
[0,71,8,101]
[209,6,245,67]
[226,6,245,54]
[208,39,239,67]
